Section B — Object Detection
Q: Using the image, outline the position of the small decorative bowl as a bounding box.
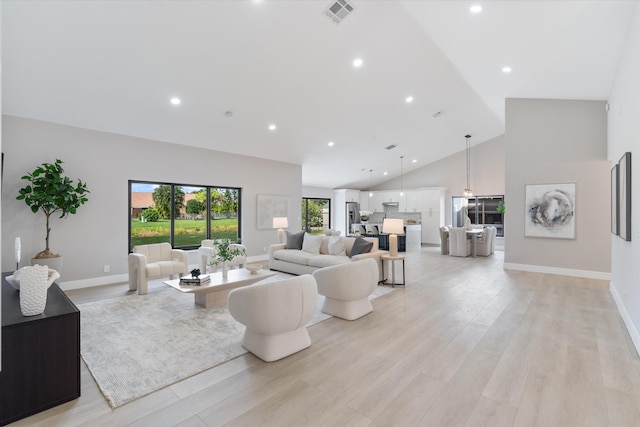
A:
[245,264,263,274]
[5,275,20,290]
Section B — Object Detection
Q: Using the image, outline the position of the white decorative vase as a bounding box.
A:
[18,265,60,316]
[222,261,228,280]
[465,217,472,230]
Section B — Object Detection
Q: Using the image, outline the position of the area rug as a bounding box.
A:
[79,274,395,408]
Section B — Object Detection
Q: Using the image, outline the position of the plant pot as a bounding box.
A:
[31,256,63,279]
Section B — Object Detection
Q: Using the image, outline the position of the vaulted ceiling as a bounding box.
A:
[2,0,634,189]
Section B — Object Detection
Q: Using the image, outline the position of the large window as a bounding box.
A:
[452,195,504,237]
[302,198,330,234]
[129,181,241,251]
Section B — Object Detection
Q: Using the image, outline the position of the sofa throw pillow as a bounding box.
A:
[285,231,304,250]
[302,233,323,255]
[328,236,347,256]
[349,236,373,258]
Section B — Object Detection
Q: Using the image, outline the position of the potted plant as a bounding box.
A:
[208,239,246,279]
[17,159,89,272]
[359,210,372,222]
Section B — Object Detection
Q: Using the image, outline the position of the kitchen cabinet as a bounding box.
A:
[382,191,399,204]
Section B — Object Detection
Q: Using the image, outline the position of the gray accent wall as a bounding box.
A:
[608,3,640,354]
[1,115,302,284]
[504,99,610,277]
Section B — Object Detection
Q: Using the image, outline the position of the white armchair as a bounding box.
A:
[128,243,189,295]
[228,274,318,362]
[198,239,247,273]
[448,227,471,257]
[475,226,497,256]
[439,226,449,255]
[312,258,378,320]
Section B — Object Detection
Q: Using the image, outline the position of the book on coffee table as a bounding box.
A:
[179,274,211,286]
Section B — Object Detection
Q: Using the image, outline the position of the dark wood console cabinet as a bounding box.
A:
[1,273,80,426]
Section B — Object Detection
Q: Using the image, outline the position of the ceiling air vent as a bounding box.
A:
[385,144,397,150]
[324,0,354,24]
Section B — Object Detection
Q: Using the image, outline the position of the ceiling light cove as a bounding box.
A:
[352,58,363,68]
[470,5,482,14]
[268,124,277,131]
[170,97,181,105]
[405,96,414,103]
[502,66,512,73]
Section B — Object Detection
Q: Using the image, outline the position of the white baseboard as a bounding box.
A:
[59,273,129,291]
[503,262,611,281]
[609,282,640,357]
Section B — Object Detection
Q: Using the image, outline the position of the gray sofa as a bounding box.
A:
[268,235,386,278]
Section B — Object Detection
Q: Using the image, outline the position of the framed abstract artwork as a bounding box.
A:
[524,183,576,239]
[618,152,631,241]
[611,164,619,236]
[256,194,290,230]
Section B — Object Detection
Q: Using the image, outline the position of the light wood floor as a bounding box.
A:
[10,247,640,426]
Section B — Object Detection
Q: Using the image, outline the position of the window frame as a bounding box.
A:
[301,197,331,233]
[128,180,242,252]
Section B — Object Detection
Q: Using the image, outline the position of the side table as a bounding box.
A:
[381,254,405,287]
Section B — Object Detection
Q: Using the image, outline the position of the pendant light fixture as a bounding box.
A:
[369,169,373,198]
[464,135,473,197]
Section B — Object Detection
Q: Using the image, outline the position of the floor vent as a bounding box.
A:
[324,0,354,24]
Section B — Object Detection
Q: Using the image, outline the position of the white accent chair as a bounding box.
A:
[228,274,318,362]
[475,226,497,256]
[198,239,247,273]
[439,226,450,255]
[312,258,379,320]
[128,243,189,295]
[448,227,471,257]
[365,224,379,235]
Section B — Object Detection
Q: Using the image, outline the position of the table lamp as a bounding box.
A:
[272,217,289,244]
[382,218,404,257]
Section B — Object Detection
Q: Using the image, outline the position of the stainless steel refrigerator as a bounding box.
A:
[346,202,360,235]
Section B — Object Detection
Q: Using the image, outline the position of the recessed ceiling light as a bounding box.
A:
[405,96,414,103]
[470,5,482,14]
[268,124,277,131]
[170,97,181,105]
[353,58,363,68]
[412,159,417,163]
[383,172,388,176]
[328,141,335,147]
[502,66,512,73]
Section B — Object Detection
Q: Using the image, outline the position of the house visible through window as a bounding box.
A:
[129,181,241,251]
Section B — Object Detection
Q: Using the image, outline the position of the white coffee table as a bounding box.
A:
[164,268,276,308]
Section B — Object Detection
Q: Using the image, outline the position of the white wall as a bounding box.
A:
[608,2,640,353]
[503,99,610,279]
[373,135,506,225]
[1,116,302,286]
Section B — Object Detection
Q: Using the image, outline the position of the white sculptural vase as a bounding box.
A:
[17,265,60,316]
[221,261,228,280]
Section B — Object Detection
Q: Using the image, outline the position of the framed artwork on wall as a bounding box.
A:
[256,194,290,230]
[524,182,576,239]
[618,152,631,241]
[611,164,619,236]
